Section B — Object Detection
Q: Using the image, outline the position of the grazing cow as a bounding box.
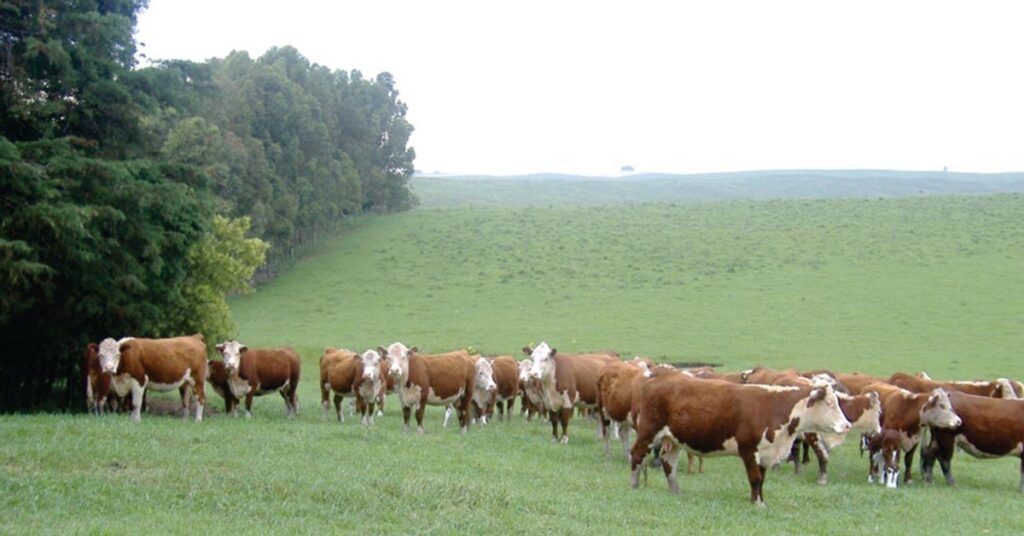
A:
[96,334,208,422]
[629,373,851,506]
[354,349,387,425]
[867,429,903,488]
[889,372,1017,399]
[518,359,545,420]
[212,341,300,418]
[596,359,650,460]
[792,391,882,484]
[920,392,1024,492]
[863,382,962,485]
[381,343,475,434]
[525,343,617,444]
[487,356,521,422]
[320,348,360,423]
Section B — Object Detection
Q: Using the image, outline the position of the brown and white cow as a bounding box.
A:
[354,349,387,425]
[97,334,208,422]
[518,358,545,420]
[84,342,114,414]
[213,341,300,418]
[466,354,497,425]
[381,343,475,434]
[920,391,1024,493]
[629,374,850,505]
[793,391,882,485]
[867,428,903,488]
[320,347,360,422]
[596,358,651,460]
[525,342,617,444]
[487,356,520,422]
[863,382,962,485]
[889,372,1017,399]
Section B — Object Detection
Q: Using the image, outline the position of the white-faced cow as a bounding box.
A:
[518,358,545,420]
[525,342,617,444]
[468,355,497,424]
[354,349,387,425]
[920,391,1024,493]
[629,374,851,506]
[84,342,116,414]
[97,334,208,422]
[381,342,475,434]
[213,341,300,418]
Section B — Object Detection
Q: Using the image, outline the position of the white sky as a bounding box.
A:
[135,1,1024,176]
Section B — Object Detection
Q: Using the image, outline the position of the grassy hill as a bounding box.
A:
[3,193,1024,533]
[412,169,1024,208]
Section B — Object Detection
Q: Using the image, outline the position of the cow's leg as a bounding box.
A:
[321,383,330,420]
[179,384,191,421]
[932,431,957,486]
[885,449,900,489]
[193,380,205,422]
[660,438,681,494]
[334,394,344,423]
[559,408,572,445]
[129,382,145,422]
[415,401,426,434]
[740,449,766,506]
[630,418,657,489]
[244,390,254,419]
[601,414,611,457]
[621,426,632,463]
[687,453,698,474]
[789,437,802,474]
[904,444,918,484]
[279,390,291,417]
[548,410,560,443]
[402,405,412,433]
[443,405,453,427]
[809,436,830,485]
[1019,455,1023,494]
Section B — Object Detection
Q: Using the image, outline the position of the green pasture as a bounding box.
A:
[4,193,1024,533]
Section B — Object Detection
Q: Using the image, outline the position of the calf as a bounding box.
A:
[97,334,208,422]
[629,374,850,505]
[596,359,649,460]
[320,348,360,423]
[920,391,1024,492]
[381,343,475,434]
[863,382,962,485]
[488,356,520,422]
[867,429,903,488]
[355,349,386,425]
[214,341,300,418]
[525,343,617,444]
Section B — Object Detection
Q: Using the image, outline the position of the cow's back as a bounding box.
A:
[413,351,473,399]
[491,356,520,399]
[555,353,614,406]
[322,348,359,391]
[246,347,300,390]
[598,360,644,423]
[124,334,207,383]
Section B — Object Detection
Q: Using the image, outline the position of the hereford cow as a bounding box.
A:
[320,347,360,423]
[354,349,387,425]
[468,355,498,424]
[213,341,300,418]
[487,356,520,422]
[596,359,650,460]
[920,392,1024,493]
[206,359,233,412]
[84,342,114,414]
[96,334,208,422]
[381,343,475,434]
[629,374,851,506]
[525,343,617,444]
[518,358,545,420]
[792,391,882,485]
[889,372,1017,399]
[867,429,903,488]
[862,382,962,485]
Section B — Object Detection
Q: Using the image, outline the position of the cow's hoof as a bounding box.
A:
[560,436,570,445]
[817,476,828,486]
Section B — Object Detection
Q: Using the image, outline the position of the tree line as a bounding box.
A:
[0,0,417,410]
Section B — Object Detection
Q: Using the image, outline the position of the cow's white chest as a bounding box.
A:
[897,430,919,452]
[541,380,575,411]
[110,374,137,398]
[148,369,193,392]
[755,426,797,467]
[228,375,252,398]
[358,379,380,399]
[427,387,463,406]
[398,383,421,407]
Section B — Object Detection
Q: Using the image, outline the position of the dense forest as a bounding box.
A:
[0,0,417,410]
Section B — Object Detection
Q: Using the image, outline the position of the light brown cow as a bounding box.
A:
[320,347,360,423]
[863,382,963,485]
[889,372,1017,399]
[97,334,208,422]
[921,392,1024,492]
[629,373,851,505]
[596,358,650,460]
[525,343,617,444]
[381,343,475,434]
[213,341,300,418]
[487,356,520,422]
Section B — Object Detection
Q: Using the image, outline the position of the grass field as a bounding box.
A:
[3,192,1024,533]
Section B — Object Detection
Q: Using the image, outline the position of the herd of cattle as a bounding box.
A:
[83,334,1024,505]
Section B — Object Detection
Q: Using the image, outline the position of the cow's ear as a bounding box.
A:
[549,348,557,357]
[522,346,533,356]
[377,346,388,357]
[215,343,226,353]
[239,346,248,354]
[868,391,880,405]
[807,388,825,405]
[87,342,98,353]
[408,346,418,355]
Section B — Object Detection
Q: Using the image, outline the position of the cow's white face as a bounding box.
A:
[361,349,382,382]
[802,384,852,435]
[383,342,412,378]
[920,388,962,429]
[475,359,496,393]
[97,338,121,374]
[525,342,556,381]
[518,359,532,383]
[216,340,246,373]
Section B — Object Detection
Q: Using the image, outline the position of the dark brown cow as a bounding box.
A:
[96,334,208,421]
[629,373,851,505]
[921,392,1024,492]
[524,342,617,444]
[867,429,903,488]
[487,356,520,422]
[596,359,651,460]
[381,342,475,434]
[320,347,360,423]
[889,372,1016,399]
[213,341,300,418]
[863,382,962,485]
[206,359,233,413]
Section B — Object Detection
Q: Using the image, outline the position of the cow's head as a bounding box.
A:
[801,383,852,435]
[380,342,414,378]
[97,338,122,374]
[360,349,382,382]
[920,388,962,429]
[525,342,556,381]
[517,359,533,383]
[215,340,247,374]
[994,378,1018,399]
[475,358,497,393]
